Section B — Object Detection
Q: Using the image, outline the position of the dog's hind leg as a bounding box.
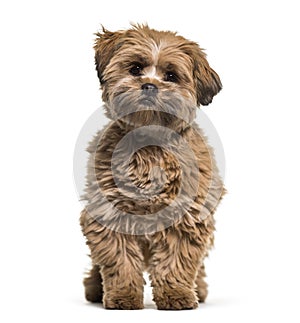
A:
[195,263,208,303]
[83,264,103,303]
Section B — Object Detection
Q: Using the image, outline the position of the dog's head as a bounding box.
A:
[94,24,221,129]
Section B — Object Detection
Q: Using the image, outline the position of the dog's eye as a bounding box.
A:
[129,64,143,76]
[165,71,178,83]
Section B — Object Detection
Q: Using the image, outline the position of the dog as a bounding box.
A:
[80,24,225,310]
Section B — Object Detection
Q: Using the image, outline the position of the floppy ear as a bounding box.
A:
[191,46,222,106]
[94,27,124,85]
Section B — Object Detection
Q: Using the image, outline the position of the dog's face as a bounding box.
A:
[94,25,221,129]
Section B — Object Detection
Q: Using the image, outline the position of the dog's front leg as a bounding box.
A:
[149,230,205,310]
[81,209,145,309]
[98,234,144,310]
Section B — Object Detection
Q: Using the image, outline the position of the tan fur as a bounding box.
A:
[80,24,225,310]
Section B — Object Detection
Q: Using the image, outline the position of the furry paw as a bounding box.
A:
[104,293,144,310]
[85,289,103,303]
[153,288,198,310]
[84,280,103,303]
[196,286,208,303]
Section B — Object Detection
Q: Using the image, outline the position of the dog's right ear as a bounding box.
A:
[94,27,124,85]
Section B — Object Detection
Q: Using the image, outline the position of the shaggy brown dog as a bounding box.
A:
[80,24,225,310]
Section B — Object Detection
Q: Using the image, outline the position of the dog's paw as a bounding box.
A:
[196,286,208,303]
[84,281,103,303]
[85,289,103,303]
[104,293,144,310]
[153,288,198,310]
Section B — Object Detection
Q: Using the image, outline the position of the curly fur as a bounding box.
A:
[80,24,225,310]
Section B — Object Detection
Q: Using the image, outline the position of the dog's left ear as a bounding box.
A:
[94,27,124,85]
[188,44,222,106]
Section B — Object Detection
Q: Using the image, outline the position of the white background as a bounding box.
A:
[1,0,300,322]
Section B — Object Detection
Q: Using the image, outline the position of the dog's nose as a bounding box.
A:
[141,83,158,93]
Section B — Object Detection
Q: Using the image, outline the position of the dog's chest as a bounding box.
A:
[114,146,181,201]
[90,125,202,216]
[126,146,181,198]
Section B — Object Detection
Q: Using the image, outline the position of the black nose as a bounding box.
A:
[141,83,158,92]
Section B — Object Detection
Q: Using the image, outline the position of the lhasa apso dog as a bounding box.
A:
[80,24,225,310]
